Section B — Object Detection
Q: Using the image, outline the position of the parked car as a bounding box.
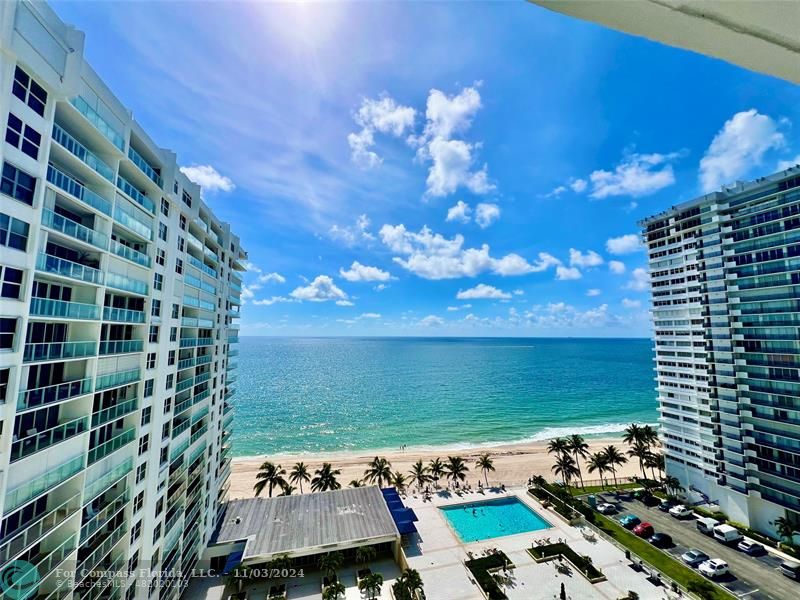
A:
[681,549,710,567]
[658,499,677,512]
[597,502,617,515]
[615,490,633,501]
[713,524,744,545]
[779,560,800,580]
[649,533,673,548]
[618,514,641,529]
[669,504,693,519]
[698,559,729,578]
[737,539,766,556]
[696,517,720,535]
[633,522,654,538]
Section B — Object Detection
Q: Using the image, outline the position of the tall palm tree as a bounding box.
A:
[566,434,590,489]
[530,474,546,489]
[641,424,660,448]
[547,437,570,459]
[318,551,343,580]
[445,456,469,486]
[253,461,286,497]
[627,441,651,481]
[390,471,408,493]
[586,452,610,488]
[278,483,296,496]
[622,423,645,448]
[602,445,627,487]
[475,453,496,486]
[661,475,683,496]
[551,452,579,489]
[355,545,377,568]
[428,457,445,489]
[311,463,342,492]
[774,517,796,543]
[358,573,384,600]
[289,462,311,494]
[364,456,393,488]
[408,460,430,491]
[644,452,663,482]
[403,568,424,598]
[322,582,346,600]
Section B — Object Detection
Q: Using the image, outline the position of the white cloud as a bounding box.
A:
[329,214,375,246]
[475,203,500,228]
[456,284,512,300]
[513,289,524,296]
[417,86,482,141]
[336,300,354,306]
[373,283,388,292]
[424,137,493,197]
[348,94,416,168]
[244,261,262,273]
[570,178,587,193]
[347,129,380,169]
[241,283,259,303]
[289,275,348,302]
[179,165,235,194]
[569,248,603,268]
[419,315,444,327]
[252,296,295,306]
[625,267,649,292]
[556,266,582,280]
[524,303,612,328]
[586,288,602,297]
[589,152,681,199]
[358,312,381,319]
[446,200,472,223]
[606,234,642,255]
[777,155,800,171]
[339,261,392,282]
[699,109,786,192]
[258,272,286,284]
[622,298,642,309]
[609,260,626,275]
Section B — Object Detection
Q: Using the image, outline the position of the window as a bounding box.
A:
[138,434,149,456]
[166,374,173,390]
[5,113,41,160]
[136,463,147,484]
[167,350,176,366]
[162,422,170,439]
[0,212,29,251]
[153,273,163,291]
[159,446,168,466]
[182,190,192,207]
[1,162,36,206]
[148,326,159,343]
[175,258,183,275]
[144,379,154,398]
[158,223,168,242]
[0,368,9,403]
[0,266,23,300]
[146,352,156,369]
[169,327,177,342]
[151,299,161,318]
[141,406,151,426]
[163,397,172,414]
[133,491,144,513]
[0,318,17,350]
[171,304,179,319]
[177,236,184,252]
[155,497,164,517]
[179,215,186,230]
[155,249,165,267]
[152,524,161,543]
[130,520,142,542]
[173,180,179,194]
[160,198,170,217]
[12,66,47,116]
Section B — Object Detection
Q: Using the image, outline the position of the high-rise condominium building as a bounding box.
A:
[642,166,800,536]
[0,1,244,598]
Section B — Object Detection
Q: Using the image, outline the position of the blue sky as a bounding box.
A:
[53,1,800,337]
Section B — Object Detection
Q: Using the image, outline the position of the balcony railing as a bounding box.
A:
[172,419,190,438]
[18,377,93,411]
[186,253,216,277]
[109,238,151,268]
[105,272,148,295]
[102,306,146,323]
[52,123,115,181]
[84,457,134,503]
[177,354,213,371]
[77,524,127,578]
[128,145,163,187]
[19,534,78,598]
[87,428,135,464]
[23,340,97,363]
[11,416,89,462]
[4,455,85,512]
[41,205,108,250]
[173,396,192,416]
[190,425,208,445]
[179,337,214,348]
[175,378,194,394]
[70,96,125,150]
[183,295,215,312]
[92,398,139,428]
[171,437,190,461]
[113,202,153,240]
[99,339,144,355]
[228,336,240,344]
[192,389,210,405]
[95,368,141,391]
[47,163,112,216]
[37,252,103,285]
[117,175,155,213]
[30,297,100,320]
[80,488,129,542]
[181,316,214,328]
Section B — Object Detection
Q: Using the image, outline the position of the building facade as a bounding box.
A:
[0,2,244,599]
[642,166,800,536]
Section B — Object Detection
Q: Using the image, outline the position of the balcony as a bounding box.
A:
[18,376,93,411]
[91,398,138,428]
[51,123,115,181]
[105,272,148,295]
[70,96,125,150]
[175,378,194,393]
[109,238,151,268]
[77,523,128,578]
[37,252,103,285]
[193,389,210,405]
[95,368,141,391]
[102,306,146,323]
[173,396,192,415]
[113,202,153,241]
[183,295,215,312]
[47,164,112,216]
[117,175,155,213]
[171,437,190,461]
[128,146,163,188]
[99,339,144,356]
[190,424,208,445]
[177,354,213,371]
[23,340,97,363]
[41,206,108,250]
[228,335,240,344]
[84,457,133,502]
[80,487,129,543]
[172,419,190,438]
[17,534,78,597]
[4,455,85,512]
[11,416,89,462]
[30,297,100,320]
[186,253,216,277]
[181,316,214,328]
[180,337,214,348]
[87,427,135,464]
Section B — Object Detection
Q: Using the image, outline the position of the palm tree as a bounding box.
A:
[349,479,363,488]
[311,463,342,492]
[641,424,660,447]
[774,517,796,543]
[622,423,645,447]
[318,551,343,580]
[392,568,424,600]
[475,453,496,486]
[289,462,311,494]
[390,471,408,493]
[428,457,445,489]
[644,451,663,482]
[322,582,346,600]
[267,554,292,574]
[408,460,430,491]
[364,456,393,488]
[586,452,610,488]
[253,461,287,497]
[445,456,469,486]
[661,475,683,497]
[547,437,570,459]
[530,474,546,489]
[627,441,651,481]
[551,452,579,489]
[566,434,590,489]
[355,545,377,568]
[358,572,384,599]
[278,483,296,496]
[602,445,627,487]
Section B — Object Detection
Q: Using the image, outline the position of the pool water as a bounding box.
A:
[440,497,552,543]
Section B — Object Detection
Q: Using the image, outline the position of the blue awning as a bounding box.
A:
[396,520,417,535]
[391,507,418,522]
[222,550,244,575]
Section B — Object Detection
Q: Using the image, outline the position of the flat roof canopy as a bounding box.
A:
[212,486,400,563]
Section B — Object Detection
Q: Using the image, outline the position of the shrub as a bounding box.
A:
[694,506,728,522]
[465,553,512,600]
[529,542,604,580]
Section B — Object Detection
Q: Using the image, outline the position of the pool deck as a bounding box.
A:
[403,487,672,600]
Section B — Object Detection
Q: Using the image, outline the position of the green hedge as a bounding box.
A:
[465,553,512,600]
[529,542,603,580]
[694,506,728,523]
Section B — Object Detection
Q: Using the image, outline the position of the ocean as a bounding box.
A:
[230,337,658,457]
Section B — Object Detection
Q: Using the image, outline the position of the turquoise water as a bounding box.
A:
[440,497,552,542]
[231,337,657,457]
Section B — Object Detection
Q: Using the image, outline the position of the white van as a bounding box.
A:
[713,524,743,544]
[696,517,719,535]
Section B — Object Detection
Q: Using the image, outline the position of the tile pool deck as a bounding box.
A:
[403,488,672,600]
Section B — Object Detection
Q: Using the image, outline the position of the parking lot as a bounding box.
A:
[599,494,799,600]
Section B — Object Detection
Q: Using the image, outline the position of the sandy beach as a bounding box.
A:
[229,436,644,499]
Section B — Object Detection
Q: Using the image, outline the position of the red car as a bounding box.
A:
[633,522,654,538]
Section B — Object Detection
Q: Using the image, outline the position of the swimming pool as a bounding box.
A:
[439,497,552,543]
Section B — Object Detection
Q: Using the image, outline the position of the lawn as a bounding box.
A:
[569,482,641,496]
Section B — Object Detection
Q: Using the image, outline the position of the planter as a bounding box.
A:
[528,544,606,584]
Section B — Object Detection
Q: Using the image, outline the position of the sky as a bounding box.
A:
[52,1,800,337]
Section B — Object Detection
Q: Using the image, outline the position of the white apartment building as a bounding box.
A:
[0,2,244,599]
[642,166,800,536]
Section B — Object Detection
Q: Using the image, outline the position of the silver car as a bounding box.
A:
[681,549,710,567]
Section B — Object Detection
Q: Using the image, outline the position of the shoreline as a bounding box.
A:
[229,435,645,499]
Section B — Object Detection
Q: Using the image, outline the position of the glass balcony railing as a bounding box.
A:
[37,252,103,285]
[19,534,77,599]
[98,339,144,355]
[180,316,214,328]
[11,416,89,462]
[179,337,214,348]
[77,524,127,576]
[30,297,100,320]
[177,354,212,371]
[223,412,234,431]
[192,406,209,424]
[190,425,208,446]
[109,238,151,268]
[172,419,190,439]
[183,295,215,312]
[4,455,85,512]
[80,488,129,543]
[70,96,125,150]
[228,336,240,344]
[95,368,141,391]
[192,389,210,406]
[102,306,146,323]
[113,202,153,241]
[117,175,155,213]
[84,457,133,502]
[175,378,194,394]
[47,164,112,216]
[91,398,138,428]
[18,377,93,411]
[87,427,135,464]
[171,437,190,461]
[51,123,115,181]
[105,272,148,295]
[128,146,163,188]
[174,397,192,415]
[23,340,97,363]
[41,206,108,250]
[186,253,216,277]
